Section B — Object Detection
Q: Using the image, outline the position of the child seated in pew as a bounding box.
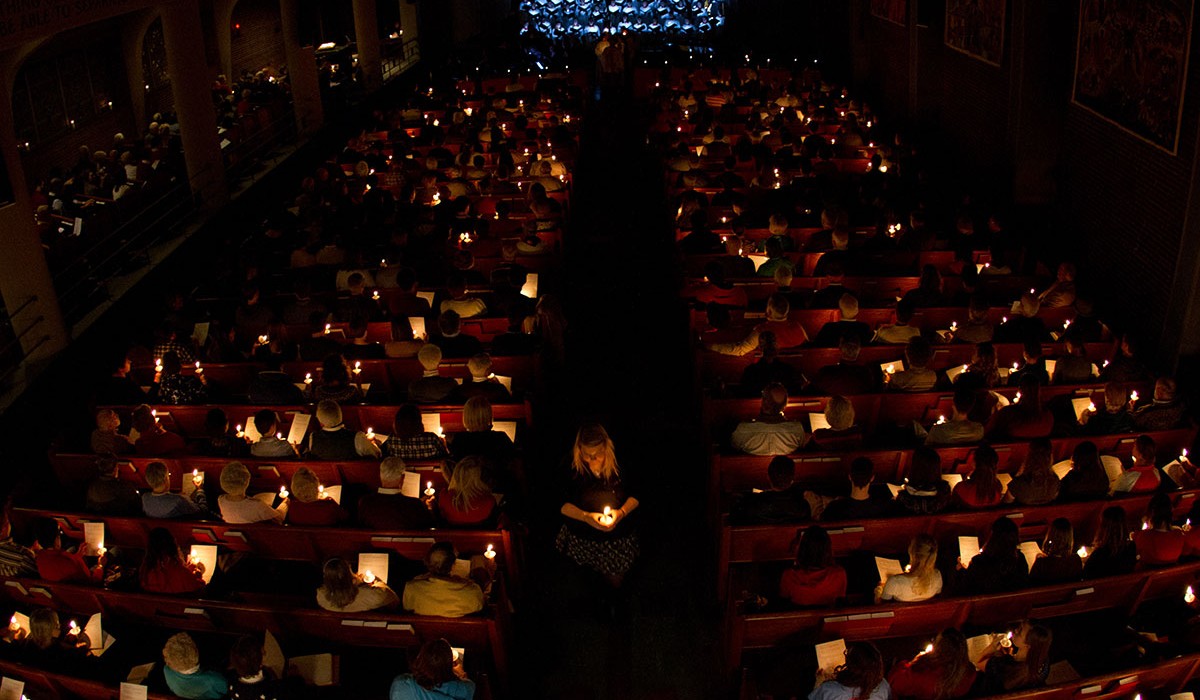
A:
[875,534,941,604]
[162,632,227,700]
[779,526,846,607]
[886,628,975,700]
[249,410,300,459]
[142,461,209,519]
[140,527,206,595]
[285,467,349,526]
[1083,506,1137,579]
[317,557,399,613]
[1028,518,1083,585]
[390,638,476,700]
[219,462,287,524]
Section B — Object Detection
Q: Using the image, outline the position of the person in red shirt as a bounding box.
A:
[779,525,846,607]
[887,628,976,700]
[707,294,809,356]
[952,444,1004,508]
[437,456,497,527]
[32,518,102,584]
[139,527,206,594]
[1132,492,1183,567]
[285,467,349,526]
[1122,434,1162,493]
[130,404,187,456]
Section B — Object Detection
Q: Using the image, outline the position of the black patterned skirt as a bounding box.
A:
[555,524,639,577]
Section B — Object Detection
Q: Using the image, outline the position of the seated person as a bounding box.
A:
[1007,338,1049,387]
[739,331,799,396]
[1005,438,1059,505]
[33,517,102,583]
[971,620,1052,695]
[248,410,299,458]
[1132,492,1183,566]
[384,404,449,460]
[951,443,1004,508]
[285,467,349,525]
[12,608,99,678]
[811,642,890,700]
[957,517,1029,594]
[887,628,976,700]
[432,310,484,359]
[822,457,891,521]
[358,456,436,530]
[994,293,1050,343]
[316,557,400,612]
[1037,262,1077,308]
[732,455,810,525]
[755,236,793,279]
[811,337,879,396]
[440,274,487,318]
[408,344,460,404]
[986,376,1053,440]
[218,461,286,524]
[303,353,364,405]
[951,294,995,345]
[142,461,207,518]
[229,635,288,700]
[887,337,937,393]
[1028,518,1083,585]
[810,293,873,347]
[437,456,498,527]
[901,265,945,309]
[1052,337,1094,385]
[1120,434,1162,493]
[810,395,864,449]
[707,293,809,356]
[90,409,132,454]
[1101,333,1152,383]
[402,542,487,617]
[305,400,381,460]
[198,408,246,458]
[247,355,304,404]
[875,535,942,603]
[779,525,846,606]
[1058,441,1110,501]
[384,316,425,359]
[809,261,852,310]
[162,633,227,700]
[1132,377,1185,430]
[85,455,140,515]
[140,527,206,594]
[926,387,985,445]
[390,639,476,700]
[895,447,953,515]
[457,353,512,403]
[344,317,386,360]
[730,383,808,455]
[1083,506,1137,579]
[130,404,186,456]
[155,351,207,405]
[1078,382,1135,435]
[447,396,518,469]
[683,261,749,308]
[873,299,921,345]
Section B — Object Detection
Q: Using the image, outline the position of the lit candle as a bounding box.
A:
[1183,449,1190,462]
[353,361,362,376]
[425,481,436,498]
[885,364,895,375]
[1143,521,1150,530]
[923,643,933,654]
[1012,362,1019,372]
[1088,402,1097,412]
[194,361,203,374]
[258,334,269,345]
[1077,546,1088,559]
[601,506,614,525]
[8,616,17,632]
[362,569,375,584]
[235,424,244,438]
[304,372,313,385]
[154,358,163,373]
[279,486,289,499]
[950,321,958,332]
[1014,392,1022,404]
[1187,586,1196,604]
[275,432,282,440]
[366,427,375,440]
[324,323,331,335]
[68,620,79,636]
[879,165,888,173]
[1130,390,1139,403]
[1002,316,1008,324]
[372,290,380,301]
[484,544,496,560]
[936,415,946,425]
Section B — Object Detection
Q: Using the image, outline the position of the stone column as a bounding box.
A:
[353,0,383,93]
[280,0,324,135]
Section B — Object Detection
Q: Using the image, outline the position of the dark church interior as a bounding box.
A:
[0,1,1198,698]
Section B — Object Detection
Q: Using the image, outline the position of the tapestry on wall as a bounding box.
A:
[1073,0,1193,154]
[944,0,1005,66]
[870,0,907,26]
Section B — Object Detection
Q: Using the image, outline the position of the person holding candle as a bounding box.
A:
[810,641,890,700]
[285,467,349,526]
[317,557,399,613]
[926,388,985,445]
[383,404,450,460]
[876,535,942,604]
[556,423,640,588]
[249,410,301,458]
[303,353,364,405]
[950,295,995,345]
[1083,506,1137,579]
[730,383,809,456]
[811,337,880,396]
[154,351,207,405]
[408,344,461,404]
[951,444,1004,508]
[161,632,228,699]
[130,404,187,456]
[1005,339,1050,388]
[1120,434,1162,493]
[994,293,1050,344]
[1131,377,1186,431]
[970,620,1052,694]
[389,638,476,700]
[11,608,100,678]
[141,461,208,518]
[1004,439,1060,506]
[32,518,103,584]
[895,448,953,516]
[732,456,811,525]
[1057,441,1111,501]
[821,458,892,521]
[402,542,487,617]
[139,527,206,594]
[437,456,498,527]
[779,525,846,607]
[707,294,809,356]
[306,400,380,460]
[886,628,975,700]
[1077,383,1135,436]
[89,408,133,455]
[1028,518,1083,585]
[1132,493,1184,567]
[986,377,1053,441]
[218,462,287,524]
[886,337,937,393]
[957,517,1029,595]
[357,456,435,530]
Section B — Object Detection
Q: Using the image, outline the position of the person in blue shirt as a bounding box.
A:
[390,638,475,700]
[810,641,893,700]
[162,632,227,700]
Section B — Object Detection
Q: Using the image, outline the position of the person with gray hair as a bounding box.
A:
[408,344,459,404]
[811,293,873,347]
[357,456,436,530]
[305,400,380,459]
[218,461,285,524]
[731,383,809,455]
[141,461,207,519]
[401,542,486,617]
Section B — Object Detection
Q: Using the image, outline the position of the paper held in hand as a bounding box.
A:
[84,522,105,556]
[189,544,218,584]
[941,473,963,488]
[264,630,336,686]
[1045,359,1057,380]
[494,420,518,443]
[191,322,210,347]
[0,677,24,700]
[451,558,473,578]
[966,635,994,665]
[120,682,149,700]
[809,412,831,432]
[520,273,539,299]
[886,483,903,499]
[416,291,436,307]
[746,254,769,272]
[875,557,904,582]
[288,414,311,445]
[358,553,390,585]
[997,472,1013,492]
[409,316,427,340]
[421,413,442,436]
[1018,541,1043,571]
[880,360,905,375]
[1170,693,1196,700]
[959,536,981,567]
[1071,397,1095,421]
[1164,460,1190,487]
[1051,460,1074,480]
[84,612,116,655]
[1101,455,1126,486]
[401,472,422,498]
[946,364,969,382]
[815,639,847,675]
[244,415,263,442]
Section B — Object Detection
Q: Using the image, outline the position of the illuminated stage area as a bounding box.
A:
[521,0,726,39]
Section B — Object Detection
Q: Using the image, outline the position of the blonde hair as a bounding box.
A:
[571,423,619,478]
[449,456,491,511]
[467,353,493,378]
[219,462,250,496]
[144,461,169,490]
[907,534,939,596]
[462,396,494,432]
[163,632,200,671]
[418,343,443,371]
[291,467,321,502]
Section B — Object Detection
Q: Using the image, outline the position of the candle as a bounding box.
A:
[258,334,269,345]
[8,616,17,632]
[936,415,946,425]
[1012,362,1019,372]
[362,570,376,584]
[950,321,958,332]
[1103,359,1110,368]
[1183,448,1190,462]
[1142,521,1150,530]
[68,620,79,636]
[353,361,362,375]
[304,373,313,385]
[1014,392,1022,404]
[484,544,496,560]
[366,427,375,440]
[433,192,441,204]
[1188,586,1196,604]
[235,424,244,438]
[372,290,380,301]
[1130,390,1139,403]
[154,358,163,372]
[425,481,436,498]
[275,432,282,440]
[1002,316,1008,324]
[1063,319,1072,329]
[601,506,614,525]
[318,484,327,499]
[279,486,289,499]
[192,468,202,484]
[923,643,933,654]
[886,364,895,375]
[194,361,203,374]
[1077,546,1088,559]
[324,323,331,335]
[1000,631,1013,648]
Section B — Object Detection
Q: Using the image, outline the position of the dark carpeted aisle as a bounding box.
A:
[512,82,723,699]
